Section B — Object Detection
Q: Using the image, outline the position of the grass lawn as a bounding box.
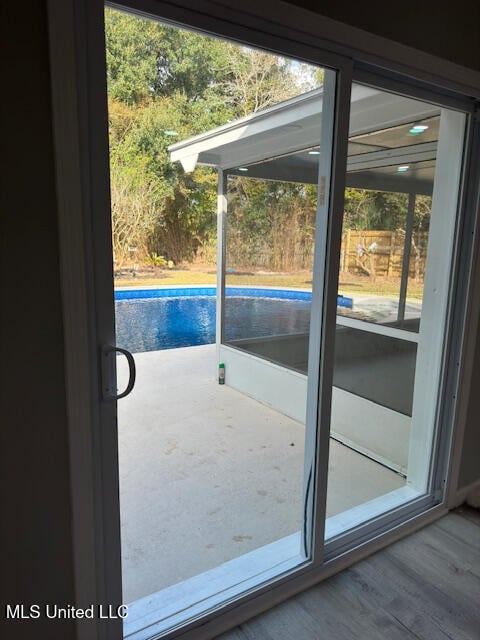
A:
[115,264,424,299]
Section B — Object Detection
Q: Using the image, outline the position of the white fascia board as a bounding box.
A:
[178,153,198,173]
[169,87,323,152]
[218,117,322,170]
[169,88,324,169]
[169,84,440,173]
[168,86,374,170]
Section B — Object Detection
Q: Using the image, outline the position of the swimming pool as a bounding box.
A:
[115,287,330,354]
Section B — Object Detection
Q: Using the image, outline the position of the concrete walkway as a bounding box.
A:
[117,345,404,602]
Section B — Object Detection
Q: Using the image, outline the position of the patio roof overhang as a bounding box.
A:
[169,84,440,195]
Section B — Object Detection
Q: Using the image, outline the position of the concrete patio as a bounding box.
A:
[117,344,405,603]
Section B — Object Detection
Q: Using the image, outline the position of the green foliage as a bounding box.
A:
[105,10,161,105]
[226,177,317,270]
[221,46,317,115]
[105,9,231,106]
[105,5,432,273]
[105,7,324,267]
[147,252,168,267]
[343,189,431,234]
[109,94,221,262]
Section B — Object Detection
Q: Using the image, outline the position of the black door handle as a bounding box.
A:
[102,346,136,400]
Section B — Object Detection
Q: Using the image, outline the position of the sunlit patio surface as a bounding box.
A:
[117,345,404,603]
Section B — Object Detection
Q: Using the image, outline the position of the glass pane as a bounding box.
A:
[216,93,328,556]
[223,174,316,373]
[325,83,466,537]
[106,6,335,632]
[338,190,432,331]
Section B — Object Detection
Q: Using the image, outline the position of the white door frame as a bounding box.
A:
[47,1,480,639]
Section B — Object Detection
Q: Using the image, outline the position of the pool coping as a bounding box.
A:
[114,284,312,292]
[114,286,357,311]
[113,284,419,305]
[114,285,323,304]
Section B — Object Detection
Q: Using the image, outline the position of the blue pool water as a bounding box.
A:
[115,287,315,354]
[115,287,353,354]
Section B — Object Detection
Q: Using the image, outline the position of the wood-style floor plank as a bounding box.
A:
[296,573,423,640]
[358,546,478,640]
[217,508,480,640]
[453,506,480,528]
[433,509,480,549]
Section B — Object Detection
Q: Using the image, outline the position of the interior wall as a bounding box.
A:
[1,1,478,638]
[1,2,76,639]
[286,0,480,71]
[458,287,480,490]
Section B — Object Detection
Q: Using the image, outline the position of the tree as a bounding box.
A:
[226,177,317,271]
[343,188,409,231]
[222,45,300,116]
[105,10,162,105]
[105,9,232,107]
[105,7,324,268]
[108,95,220,263]
[105,8,237,263]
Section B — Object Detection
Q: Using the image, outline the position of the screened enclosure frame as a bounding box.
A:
[47,1,480,639]
[170,76,474,539]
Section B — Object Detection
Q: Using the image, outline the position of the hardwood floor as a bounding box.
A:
[217,507,480,640]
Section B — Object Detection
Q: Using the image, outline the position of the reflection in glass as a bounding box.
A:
[325,84,465,537]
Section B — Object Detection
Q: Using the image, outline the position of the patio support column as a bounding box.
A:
[398,192,416,324]
[216,170,227,368]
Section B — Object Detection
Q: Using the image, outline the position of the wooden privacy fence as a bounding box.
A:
[226,225,428,278]
[340,229,428,280]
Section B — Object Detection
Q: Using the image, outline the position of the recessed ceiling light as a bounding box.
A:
[397,165,410,172]
[164,130,178,136]
[409,124,429,134]
[238,167,248,172]
[308,150,320,155]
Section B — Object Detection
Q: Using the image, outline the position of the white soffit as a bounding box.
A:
[169,84,440,175]
[170,88,325,171]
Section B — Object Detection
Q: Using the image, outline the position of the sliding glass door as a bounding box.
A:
[106,7,342,636]
[89,4,472,639]
[47,0,479,638]
[324,81,467,543]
